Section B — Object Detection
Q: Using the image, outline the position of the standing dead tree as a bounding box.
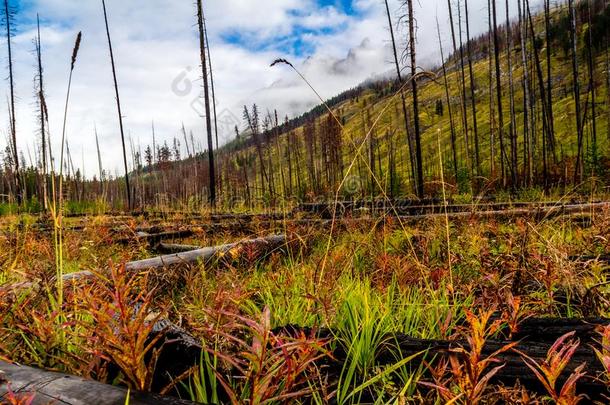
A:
[518,0,533,185]
[464,0,480,174]
[456,0,472,172]
[491,0,507,186]
[102,0,132,210]
[569,0,584,182]
[196,0,216,206]
[544,0,556,158]
[505,0,518,187]
[243,105,270,198]
[436,14,459,180]
[384,0,416,191]
[4,0,18,203]
[35,14,48,209]
[404,0,424,198]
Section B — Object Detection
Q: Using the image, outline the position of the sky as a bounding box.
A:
[2,0,542,178]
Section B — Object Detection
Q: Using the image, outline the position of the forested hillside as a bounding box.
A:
[13,0,609,211]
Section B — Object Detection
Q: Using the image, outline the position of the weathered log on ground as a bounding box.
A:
[152,243,201,254]
[0,361,195,405]
[209,212,291,222]
[117,230,196,245]
[146,319,610,400]
[63,234,287,282]
[298,201,607,218]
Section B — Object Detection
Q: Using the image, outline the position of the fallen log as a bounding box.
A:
[510,317,609,343]
[146,318,610,400]
[297,201,608,218]
[63,235,287,282]
[0,361,195,405]
[152,243,201,254]
[117,230,196,245]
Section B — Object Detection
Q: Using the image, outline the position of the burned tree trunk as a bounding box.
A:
[505,0,518,187]
[436,15,459,180]
[4,0,19,203]
[406,0,424,198]
[464,0,480,174]
[491,0,507,186]
[384,0,416,190]
[569,0,584,182]
[196,0,216,207]
[102,0,132,211]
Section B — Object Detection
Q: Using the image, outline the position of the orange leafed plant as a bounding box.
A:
[593,324,610,381]
[521,331,587,405]
[80,263,166,392]
[422,308,518,404]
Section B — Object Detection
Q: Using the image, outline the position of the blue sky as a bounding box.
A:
[0,0,533,177]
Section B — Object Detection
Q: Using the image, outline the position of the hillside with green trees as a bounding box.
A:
[207,0,610,207]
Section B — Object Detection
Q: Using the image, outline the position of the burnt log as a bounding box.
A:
[0,361,195,405]
[510,317,610,343]
[375,335,608,400]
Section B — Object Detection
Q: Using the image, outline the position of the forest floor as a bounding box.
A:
[1,198,610,404]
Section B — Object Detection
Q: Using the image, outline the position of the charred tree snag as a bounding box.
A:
[196,0,216,207]
[102,0,131,211]
[384,0,417,190]
[569,0,584,182]
[405,0,424,198]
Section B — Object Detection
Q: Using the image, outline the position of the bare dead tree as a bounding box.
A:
[405,0,424,198]
[243,105,269,197]
[488,0,496,178]
[102,0,132,210]
[544,0,556,157]
[196,0,216,206]
[505,0,518,187]
[4,0,18,203]
[35,14,47,209]
[525,0,550,188]
[436,14,459,180]
[585,2,598,169]
[384,0,416,191]
[569,0,584,182]
[456,0,471,172]
[464,0,480,174]
[518,0,533,185]
[491,0,507,186]
[202,16,219,152]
